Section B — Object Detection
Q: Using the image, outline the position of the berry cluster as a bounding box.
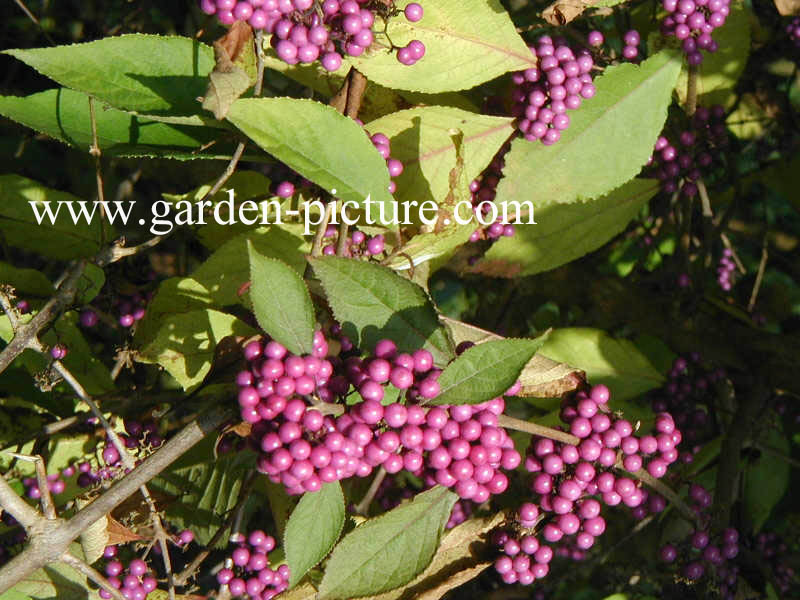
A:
[650,354,726,463]
[660,0,730,65]
[492,385,680,586]
[216,530,289,599]
[716,247,736,291]
[648,105,728,197]
[200,0,425,71]
[467,144,515,244]
[100,549,158,600]
[754,531,797,596]
[116,292,151,328]
[511,35,596,146]
[659,485,740,592]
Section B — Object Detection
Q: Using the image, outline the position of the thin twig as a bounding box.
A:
[354,467,386,515]
[311,202,335,258]
[51,359,177,600]
[336,220,349,257]
[496,415,580,445]
[720,233,746,273]
[686,63,699,117]
[174,471,257,586]
[0,288,21,333]
[748,236,768,312]
[630,468,697,524]
[32,456,57,520]
[0,262,86,377]
[12,0,56,45]
[61,551,127,600]
[88,97,107,244]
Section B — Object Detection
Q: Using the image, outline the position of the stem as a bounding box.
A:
[686,63,699,117]
[354,467,386,515]
[630,468,697,525]
[61,551,127,600]
[336,220,349,257]
[0,475,40,530]
[33,456,57,520]
[748,236,768,312]
[496,415,580,446]
[311,202,335,258]
[0,261,86,377]
[88,97,107,244]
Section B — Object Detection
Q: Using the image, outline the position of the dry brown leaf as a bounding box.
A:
[106,515,144,545]
[775,0,800,14]
[542,0,598,25]
[201,21,257,119]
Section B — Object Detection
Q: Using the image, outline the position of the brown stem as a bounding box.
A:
[354,467,386,515]
[0,261,86,377]
[61,551,127,600]
[748,236,768,312]
[496,415,580,445]
[686,63,699,117]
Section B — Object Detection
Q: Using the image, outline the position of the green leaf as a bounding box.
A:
[673,1,751,107]
[226,98,393,214]
[132,277,214,348]
[495,50,681,210]
[248,244,315,356]
[75,263,105,304]
[0,88,237,160]
[474,179,659,277]
[0,261,54,297]
[744,428,790,532]
[348,0,533,93]
[431,338,546,405]
[318,487,458,599]
[285,482,346,588]
[152,437,257,548]
[364,107,514,210]
[137,309,257,392]
[310,257,454,365]
[537,328,665,401]
[383,223,475,272]
[202,24,257,120]
[0,174,106,259]
[5,34,215,115]
[441,316,583,398]
[193,228,309,306]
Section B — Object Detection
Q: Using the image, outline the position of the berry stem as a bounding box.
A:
[496,414,581,445]
[686,63,699,117]
[628,467,698,525]
[354,467,387,515]
[60,550,127,600]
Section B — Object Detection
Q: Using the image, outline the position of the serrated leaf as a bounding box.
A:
[151,437,257,548]
[285,482,345,588]
[193,228,308,306]
[137,309,257,392]
[0,89,237,160]
[430,338,545,405]
[248,244,315,356]
[441,317,583,397]
[474,179,659,277]
[5,34,215,115]
[0,174,106,259]
[537,328,664,401]
[348,0,533,93]
[495,50,681,210]
[744,429,790,531]
[318,487,458,599]
[364,107,514,211]
[674,1,750,107]
[226,98,393,214]
[383,223,474,271]
[310,257,454,365]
